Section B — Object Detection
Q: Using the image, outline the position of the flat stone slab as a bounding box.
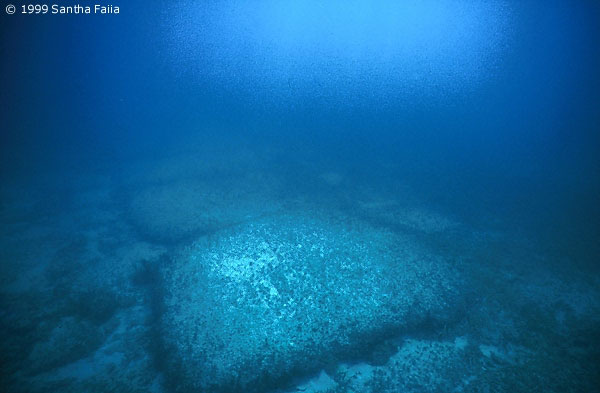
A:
[160,213,463,392]
[127,178,280,243]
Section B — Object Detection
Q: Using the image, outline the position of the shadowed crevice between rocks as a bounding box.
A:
[131,254,176,392]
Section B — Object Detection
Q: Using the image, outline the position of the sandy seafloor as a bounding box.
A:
[1,137,599,393]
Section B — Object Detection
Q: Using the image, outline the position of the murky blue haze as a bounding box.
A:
[1,1,599,392]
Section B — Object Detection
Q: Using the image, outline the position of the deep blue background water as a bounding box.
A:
[2,0,599,262]
[1,1,599,391]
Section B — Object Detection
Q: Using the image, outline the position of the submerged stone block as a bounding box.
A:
[127,179,280,243]
[160,213,463,392]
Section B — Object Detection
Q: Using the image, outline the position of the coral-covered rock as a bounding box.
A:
[160,213,463,392]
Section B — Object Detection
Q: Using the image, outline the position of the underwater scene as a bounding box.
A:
[1,1,599,392]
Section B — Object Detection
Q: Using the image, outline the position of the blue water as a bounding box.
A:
[1,1,599,392]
